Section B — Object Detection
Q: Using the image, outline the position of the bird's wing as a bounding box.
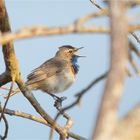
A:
[26,58,68,86]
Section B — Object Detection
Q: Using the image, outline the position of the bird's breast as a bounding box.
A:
[41,69,75,94]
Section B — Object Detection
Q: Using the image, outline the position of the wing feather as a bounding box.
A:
[26,58,68,88]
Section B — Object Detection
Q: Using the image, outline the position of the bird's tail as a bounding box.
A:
[25,80,40,90]
[3,81,39,99]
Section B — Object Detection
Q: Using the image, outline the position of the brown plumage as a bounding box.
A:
[26,45,83,94]
[26,58,69,91]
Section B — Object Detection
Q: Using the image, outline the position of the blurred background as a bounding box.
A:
[0,0,140,139]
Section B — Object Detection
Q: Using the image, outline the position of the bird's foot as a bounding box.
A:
[54,96,67,111]
[48,94,67,112]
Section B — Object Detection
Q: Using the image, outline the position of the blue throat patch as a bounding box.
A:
[71,55,79,74]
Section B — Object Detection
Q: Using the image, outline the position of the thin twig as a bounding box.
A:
[51,72,107,138]
[75,8,108,27]
[49,107,73,140]
[90,0,103,10]
[0,115,8,140]
[129,52,139,75]
[131,32,140,44]
[129,40,140,57]
[63,72,107,112]
[0,87,20,99]
[0,106,87,140]
[128,40,140,75]
[0,86,15,92]
[0,80,14,122]
[49,72,107,140]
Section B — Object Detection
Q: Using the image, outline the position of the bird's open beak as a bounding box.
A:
[75,47,84,52]
[76,55,86,58]
[74,47,86,57]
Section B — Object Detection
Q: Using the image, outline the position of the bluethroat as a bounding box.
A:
[26,45,83,105]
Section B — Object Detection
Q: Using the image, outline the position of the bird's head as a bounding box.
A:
[55,45,84,60]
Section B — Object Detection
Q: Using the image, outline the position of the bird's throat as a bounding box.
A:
[71,55,79,74]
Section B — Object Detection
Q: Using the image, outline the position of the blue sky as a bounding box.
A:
[0,0,140,140]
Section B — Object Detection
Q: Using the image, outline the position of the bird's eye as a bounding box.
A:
[69,50,72,53]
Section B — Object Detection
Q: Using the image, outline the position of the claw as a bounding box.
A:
[54,96,67,112]
[48,93,67,112]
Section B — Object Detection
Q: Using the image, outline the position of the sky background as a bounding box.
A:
[0,0,140,140]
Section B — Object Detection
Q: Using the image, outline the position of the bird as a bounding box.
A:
[25,45,84,104]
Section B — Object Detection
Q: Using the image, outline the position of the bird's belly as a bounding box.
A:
[41,71,75,94]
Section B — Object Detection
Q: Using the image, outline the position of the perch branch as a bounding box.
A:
[49,105,73,140]
[51,72,107,140]
[0,106,87,140]
[16,78,70,138]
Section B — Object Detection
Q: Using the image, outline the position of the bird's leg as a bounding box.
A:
[47,93,67,111]
[48,93,60,100]
[54,96,67,111]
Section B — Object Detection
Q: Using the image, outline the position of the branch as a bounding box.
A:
[75,8,108,27]
[0,27,109,46]
[0,72,11,87]
[131,32,140,44]
[93,0,128,139]
[0,106,87,140]
[49,72,107,140]
[0,86,20,99]
[128,47,139,75]
[49,105,73,140]
[0,24,139,46]
[112,103,140,140]
[129,40,140,57]
[0,106,49,126]
[128,40,140,75]
[0,9,109,45]
[0,1,20,135]
[0,80,14,122]
[62,72,107,112]
[16,78,68,136]
[0,115,8,140]
[0,0,20,89]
